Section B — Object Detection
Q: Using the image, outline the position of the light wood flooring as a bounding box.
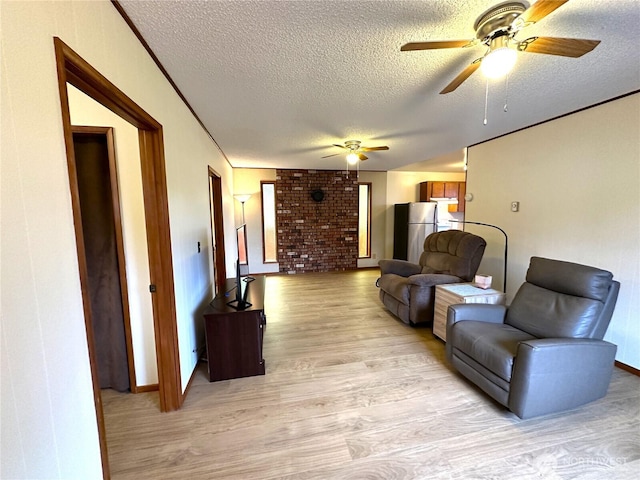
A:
[103,269,640,479]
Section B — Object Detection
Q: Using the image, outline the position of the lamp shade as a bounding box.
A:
[346,153,360,165]
[234,194,251,204]
[481,47,517,78]
[480,35,517,79]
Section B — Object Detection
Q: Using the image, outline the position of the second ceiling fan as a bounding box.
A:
[322,140,389,163]
[401,0,601,94]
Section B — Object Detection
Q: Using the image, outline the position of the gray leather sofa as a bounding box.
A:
[446,256,620,419]
[378,230,486,325]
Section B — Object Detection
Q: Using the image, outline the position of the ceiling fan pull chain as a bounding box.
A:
[504,74,510,113]
[483,78,489,125]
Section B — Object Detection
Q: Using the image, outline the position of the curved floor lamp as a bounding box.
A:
[449,220,508,293]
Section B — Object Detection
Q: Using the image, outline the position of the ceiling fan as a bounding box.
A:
[401,0,601,94]
[321,140,389,163]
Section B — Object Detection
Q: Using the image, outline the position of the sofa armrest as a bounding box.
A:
[509,338,617,419]
[446,303,507,326]
[378,259,421,277]
[407,273,461,288]
[445,304,508,360]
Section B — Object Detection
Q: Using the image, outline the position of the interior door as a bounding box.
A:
[208,167,226,293]
[73,127,135,392]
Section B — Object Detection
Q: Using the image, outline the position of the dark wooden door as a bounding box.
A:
[73,128,133,392]
[208,167,226,294]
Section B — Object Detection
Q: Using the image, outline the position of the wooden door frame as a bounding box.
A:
[71,126,138,392]
[208,167,227,292]
[54,37,183,478]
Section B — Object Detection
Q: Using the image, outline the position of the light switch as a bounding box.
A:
[511,201,519,212]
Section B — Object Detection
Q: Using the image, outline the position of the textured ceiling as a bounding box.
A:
[117,0,640,172]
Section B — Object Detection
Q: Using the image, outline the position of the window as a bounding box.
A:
[358,183,371,258]
[261,181,277,263]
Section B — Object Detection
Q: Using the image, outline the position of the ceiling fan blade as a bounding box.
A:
[440,59,482,94]
[358,153,368,161]
[518,0,569,25]
[519,36,600,57]
[332,143,348,149]
[360,146,389,152]
[321,153,341,158]
[401,40,474,51]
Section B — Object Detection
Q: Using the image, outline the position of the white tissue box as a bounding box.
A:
[474,275,492,289]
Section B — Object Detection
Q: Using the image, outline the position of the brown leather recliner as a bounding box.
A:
[377,230,486,325]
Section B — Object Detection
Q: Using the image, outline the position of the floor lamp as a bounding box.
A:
[449,220,508,293]
[234,194,251,224]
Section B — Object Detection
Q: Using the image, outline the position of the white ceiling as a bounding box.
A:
[117,0,640,172]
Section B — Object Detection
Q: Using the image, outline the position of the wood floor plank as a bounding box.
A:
[103,270,640,479]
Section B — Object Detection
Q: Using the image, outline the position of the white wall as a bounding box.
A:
[1,1,234,478]
[466,93,640,369]
[68,85,158,387]
[233,169,280,274]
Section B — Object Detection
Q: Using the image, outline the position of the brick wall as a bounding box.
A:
[276,169,358,273]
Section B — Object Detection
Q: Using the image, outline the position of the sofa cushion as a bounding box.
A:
[526,256,613,302]
[449,321,536,382]
[506,283,604,339]
[377,274,410,304]
[419,230,486,281]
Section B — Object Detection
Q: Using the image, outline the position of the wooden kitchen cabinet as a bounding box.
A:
[419,181,466,213]
[453,182,466,213]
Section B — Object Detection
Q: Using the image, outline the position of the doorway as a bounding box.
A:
[72,127,136,392]
[55,37,183,478]
[208,167,227,294]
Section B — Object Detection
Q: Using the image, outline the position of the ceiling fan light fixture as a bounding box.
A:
[346,152,360,165]
[481,36,517,79]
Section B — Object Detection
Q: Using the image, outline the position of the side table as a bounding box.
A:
[433,283,506,341]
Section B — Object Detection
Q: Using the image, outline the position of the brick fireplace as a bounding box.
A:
[276,169,358,273]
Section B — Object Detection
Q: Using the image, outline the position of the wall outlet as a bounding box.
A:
[511,201,520,212]
[373,253,377,259]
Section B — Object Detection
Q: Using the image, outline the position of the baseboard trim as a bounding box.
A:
[615,361,640,377]
[182,360,202,401]
[135,384,159,393]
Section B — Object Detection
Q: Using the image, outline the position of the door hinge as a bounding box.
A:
[149,284,157,293]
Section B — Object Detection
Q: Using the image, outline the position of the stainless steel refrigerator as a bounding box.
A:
[393,202,438,264]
